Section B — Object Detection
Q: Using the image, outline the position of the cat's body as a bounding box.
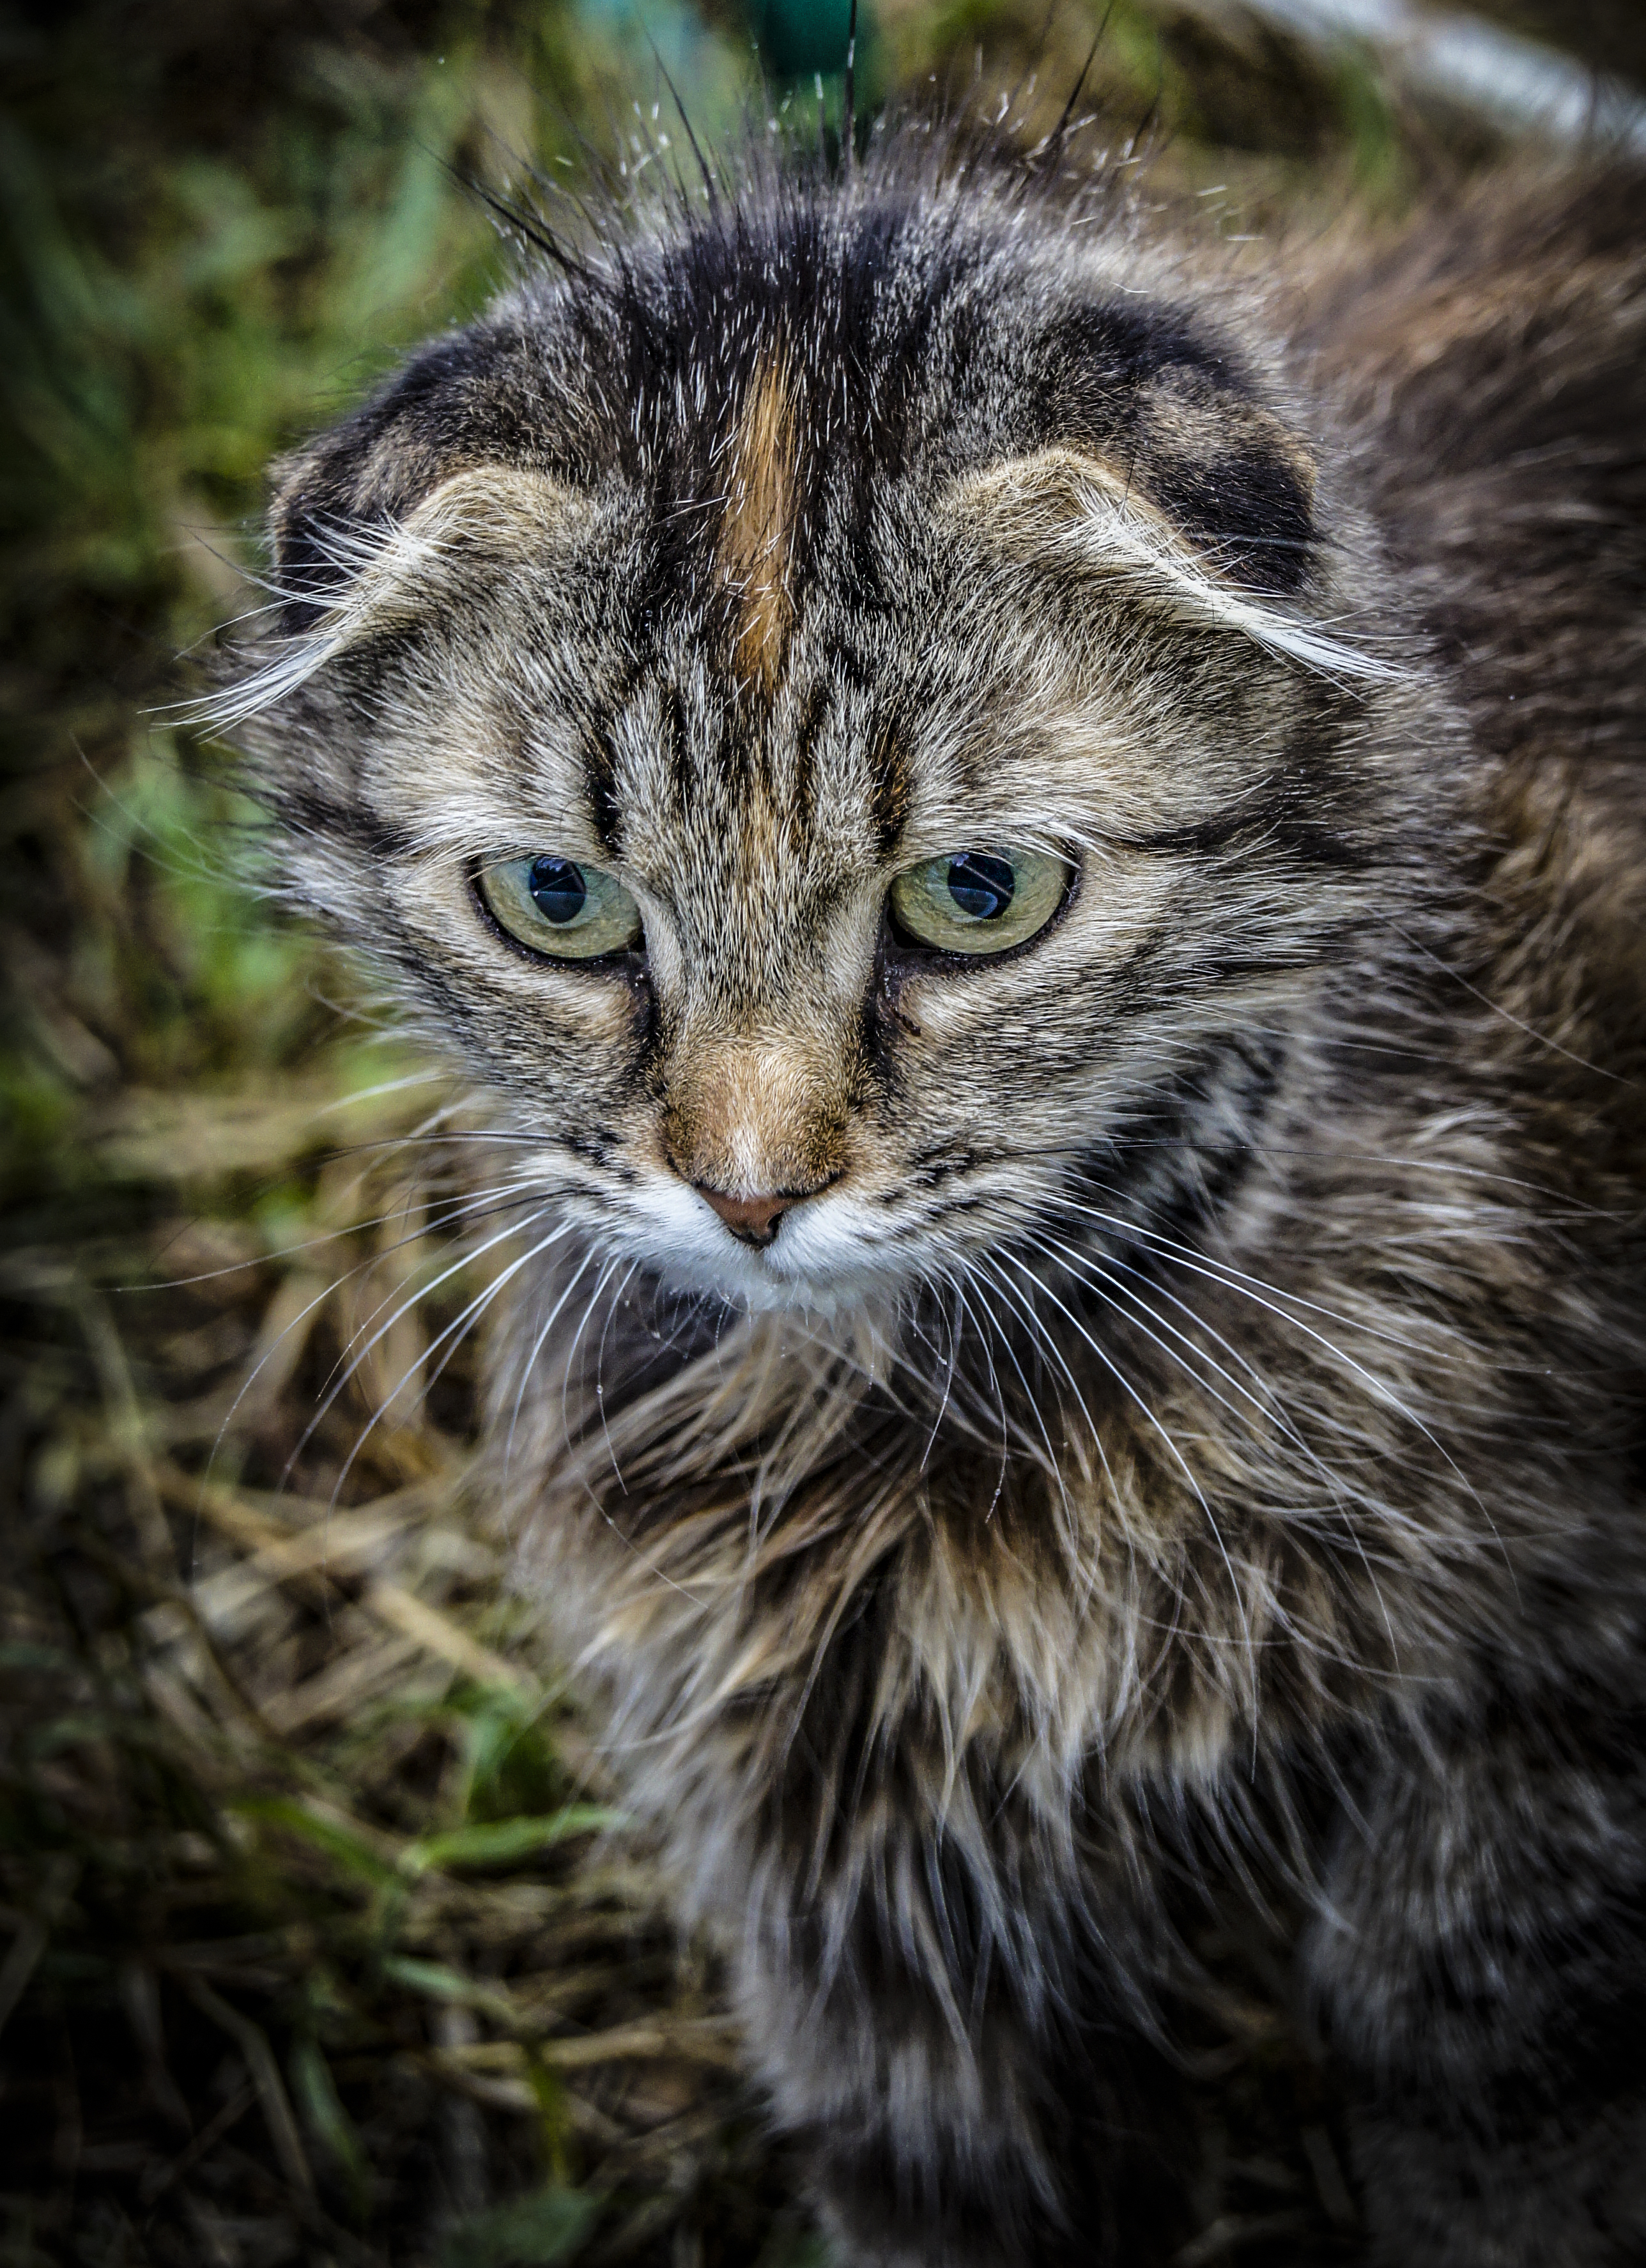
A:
[229,129,1646,2264]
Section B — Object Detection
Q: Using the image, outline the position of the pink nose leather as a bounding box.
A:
[696,1186,790,1247]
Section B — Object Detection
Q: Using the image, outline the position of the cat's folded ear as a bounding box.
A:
[274,461,590,633]
[272,457,588,625]
[1054,357,1320,598]
[212,461,592,732]
[949,374,1394,683]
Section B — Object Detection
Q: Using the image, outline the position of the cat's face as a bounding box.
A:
[235,169,1422,1316]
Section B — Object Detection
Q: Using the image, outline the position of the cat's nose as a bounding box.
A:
[693,1184,793,1247]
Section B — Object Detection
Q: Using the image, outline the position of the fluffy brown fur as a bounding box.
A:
[223,125,1646,2264]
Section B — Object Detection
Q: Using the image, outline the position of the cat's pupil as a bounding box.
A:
[946,852,1015,921]
[528,856,587,924]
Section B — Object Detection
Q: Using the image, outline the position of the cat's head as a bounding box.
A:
[227,151,1431,1317]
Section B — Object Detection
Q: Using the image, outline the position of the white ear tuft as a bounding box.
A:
[952,449,1406,686]
[197,467,588,734]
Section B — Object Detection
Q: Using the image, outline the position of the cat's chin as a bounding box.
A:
[635,1241,874,1321]
[719,1271,849,1318]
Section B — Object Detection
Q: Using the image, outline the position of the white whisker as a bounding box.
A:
[994,1247,1255,1662]
[325,1217,573,1506]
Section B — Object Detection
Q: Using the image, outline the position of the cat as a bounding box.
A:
[219,116,1646,2265]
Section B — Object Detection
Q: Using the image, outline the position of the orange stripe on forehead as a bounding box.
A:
[718,343,799,691]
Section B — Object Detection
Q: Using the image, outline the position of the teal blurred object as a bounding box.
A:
[751,0,860,79]
[569,0,875,109]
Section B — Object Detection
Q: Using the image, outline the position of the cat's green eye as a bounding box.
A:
[478,855,643,961]
[888,847,1071,957]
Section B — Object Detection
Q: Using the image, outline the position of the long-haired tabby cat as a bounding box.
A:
[218,107,1646,2265]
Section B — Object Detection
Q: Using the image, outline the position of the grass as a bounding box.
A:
[0,0,1592,2258]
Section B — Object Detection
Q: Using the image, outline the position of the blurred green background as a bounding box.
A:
[2,2,1642,2264]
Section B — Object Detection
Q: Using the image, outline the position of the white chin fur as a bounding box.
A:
[610,1176,901,1316]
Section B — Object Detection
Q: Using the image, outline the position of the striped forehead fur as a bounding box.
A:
[718,341,801,689]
